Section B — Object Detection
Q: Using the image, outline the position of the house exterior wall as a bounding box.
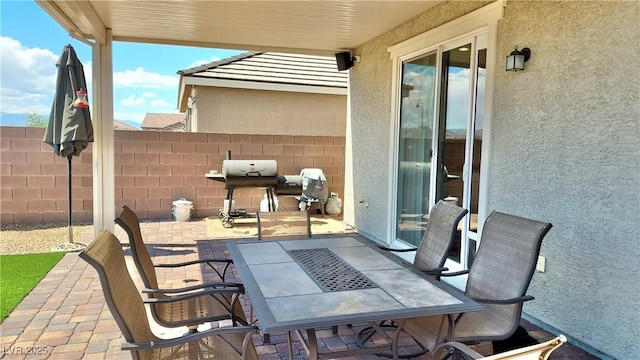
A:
[0,127,345,224]
[490,2,639,359]
[349,1,638,359]
[194,87,347,137]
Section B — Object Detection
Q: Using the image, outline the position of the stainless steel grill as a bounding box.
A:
[289,248,378,292]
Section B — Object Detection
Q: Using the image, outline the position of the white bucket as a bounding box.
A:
[325,192,342,215]
[172,198,193,222]
[260,194,279,212]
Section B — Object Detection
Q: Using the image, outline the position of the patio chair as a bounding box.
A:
[115,205,246,329]
[431,334,566,360]
[356,200,468,351]
[79,230,259,360]
[256,210,312,240]
[392,211,553,359]
[379,200,468,277]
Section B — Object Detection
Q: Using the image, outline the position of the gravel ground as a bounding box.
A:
[0,223,93,255]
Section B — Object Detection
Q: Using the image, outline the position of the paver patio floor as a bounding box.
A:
[0,216,599,359]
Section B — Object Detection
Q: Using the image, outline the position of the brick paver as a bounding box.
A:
[0,219,599,359]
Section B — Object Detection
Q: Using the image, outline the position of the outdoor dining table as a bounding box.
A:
[226,236,482,359]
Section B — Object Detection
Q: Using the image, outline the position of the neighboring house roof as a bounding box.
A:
[113,120,138,131]
[140,113,185,132]
[177,52,348,111]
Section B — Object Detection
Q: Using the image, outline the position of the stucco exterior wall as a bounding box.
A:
[350,1,638,359]
[491,2,639,359]
[194,87,347,137]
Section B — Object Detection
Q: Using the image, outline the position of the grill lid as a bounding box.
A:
[222,159,278,187]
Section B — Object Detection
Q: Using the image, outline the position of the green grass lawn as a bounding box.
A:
[0,252,65,322]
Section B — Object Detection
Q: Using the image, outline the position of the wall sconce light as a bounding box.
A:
[505,46,531,72]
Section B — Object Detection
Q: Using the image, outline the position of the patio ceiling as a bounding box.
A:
[36,0,445,55]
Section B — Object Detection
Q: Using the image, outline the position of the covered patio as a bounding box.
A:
[27,1,640,359]
[34,0,452,233]
[0,219,597,359]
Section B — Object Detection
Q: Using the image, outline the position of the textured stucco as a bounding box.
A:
[350,0,639,359]
[490,2,639,359]
[195,87,346,136]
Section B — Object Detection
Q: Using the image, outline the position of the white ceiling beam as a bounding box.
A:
[65,0,107,44]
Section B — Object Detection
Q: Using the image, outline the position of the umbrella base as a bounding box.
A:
[51,242,87,252]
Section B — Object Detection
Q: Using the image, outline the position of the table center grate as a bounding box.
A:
[288,248,377,292]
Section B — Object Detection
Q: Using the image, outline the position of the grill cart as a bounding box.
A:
[206,154,278,228]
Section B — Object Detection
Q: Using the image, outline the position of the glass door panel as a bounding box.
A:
[436,44,472,263]
[396,52,437,247]
[467,48,486,267]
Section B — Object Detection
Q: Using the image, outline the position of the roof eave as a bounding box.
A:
[181,76,347,96]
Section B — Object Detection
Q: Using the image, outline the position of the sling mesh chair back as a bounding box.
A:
[379,200,468,275]
[432,335,566,360]
[413,201,468,273]
[115,205,245,329]
[79,230,259,360]
[394,211,552,356]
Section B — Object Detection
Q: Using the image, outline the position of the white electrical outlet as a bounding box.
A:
[536,256,546,272]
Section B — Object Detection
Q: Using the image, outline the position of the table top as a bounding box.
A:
[227,236,482,334]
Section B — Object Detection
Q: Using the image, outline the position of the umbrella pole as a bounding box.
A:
[67,155,74,244]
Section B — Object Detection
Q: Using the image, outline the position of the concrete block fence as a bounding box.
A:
[0,126,345,224]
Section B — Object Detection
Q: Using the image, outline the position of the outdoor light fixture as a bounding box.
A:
[505,46,531,72]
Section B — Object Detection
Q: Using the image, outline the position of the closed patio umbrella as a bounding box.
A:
[43,44,94,249]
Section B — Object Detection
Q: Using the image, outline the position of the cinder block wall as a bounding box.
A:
[0,126,345,224]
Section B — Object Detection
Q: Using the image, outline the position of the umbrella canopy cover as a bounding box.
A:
[44,44,94,157]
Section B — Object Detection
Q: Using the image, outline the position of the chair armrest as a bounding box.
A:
[471,295,534,305]
[420,267,449,276]
[438,269,469,277]
[154,258,234,281]
[154,258,233,268]
[432,341,483,359]
[142,287,242,302]
[377,245,417,252]
[121,325,259,350]
[141,281,243,294]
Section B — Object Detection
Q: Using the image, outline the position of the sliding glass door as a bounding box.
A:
[395,34,487,269]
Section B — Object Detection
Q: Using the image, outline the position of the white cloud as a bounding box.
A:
[113,67,177,89]
[0,37,182,125]
[120,95,146,107]
[187,56,221,69]
[0,37,95,116]
[0,37,58,114]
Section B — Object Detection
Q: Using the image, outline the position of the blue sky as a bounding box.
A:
[0,0,244,127]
